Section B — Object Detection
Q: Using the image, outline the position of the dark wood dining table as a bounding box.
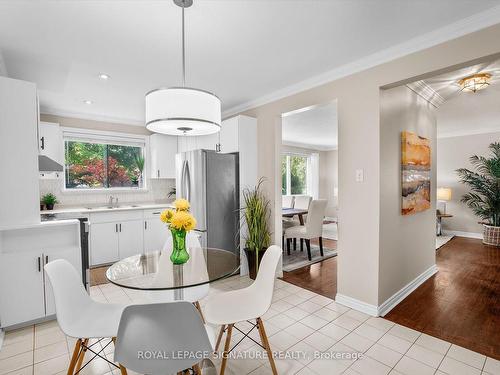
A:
[282,208,308,225]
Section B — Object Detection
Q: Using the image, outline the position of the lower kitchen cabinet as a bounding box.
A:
[90,222,120,266]
[0,221,82,328]
[144,217,169,252]
[0,250,45,326]
[119,220,144,259]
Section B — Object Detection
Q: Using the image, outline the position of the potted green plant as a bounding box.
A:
[456,142,500,246]
[241,178,272,279]
[41,193,58,211]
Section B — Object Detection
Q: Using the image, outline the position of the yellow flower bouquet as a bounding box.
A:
[160,199,197,264]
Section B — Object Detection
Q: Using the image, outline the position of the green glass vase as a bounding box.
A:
[170,229,190,265]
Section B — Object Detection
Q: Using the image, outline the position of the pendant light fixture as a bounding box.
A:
[145,0,221,136]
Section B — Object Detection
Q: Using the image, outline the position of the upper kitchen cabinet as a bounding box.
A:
[219,115,257,154]
[150,133,177,179]
[0,77,40,228]
[194,133,219,151]
[39,122,64,179]
[39,122,63,164]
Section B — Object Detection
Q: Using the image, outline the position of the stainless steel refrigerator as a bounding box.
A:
[176,149,239,254]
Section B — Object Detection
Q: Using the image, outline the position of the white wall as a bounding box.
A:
[379,85,437,305]
[319,149,338,218]
[437,131,500,235]
[242,24,500,311]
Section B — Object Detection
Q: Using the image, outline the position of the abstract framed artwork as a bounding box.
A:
[401,131,431,215]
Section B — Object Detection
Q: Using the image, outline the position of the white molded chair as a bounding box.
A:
[282,195,295,208]
[114,302,216,375]
[203,245,282,375]
[284,199,327,261]
[44,259,128,375]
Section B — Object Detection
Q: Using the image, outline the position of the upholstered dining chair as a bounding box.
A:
[203,245,282,375]
[282,195,295,208]
[44,259,128,375]
[284,199,327,261]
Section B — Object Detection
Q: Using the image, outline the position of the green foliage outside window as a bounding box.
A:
[65,140,144,189]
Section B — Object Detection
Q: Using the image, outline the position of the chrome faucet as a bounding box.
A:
[108,196,118,208]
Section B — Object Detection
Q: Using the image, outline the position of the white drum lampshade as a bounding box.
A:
[145,87,221,136]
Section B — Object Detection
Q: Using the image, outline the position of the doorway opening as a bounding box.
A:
[278,101,339,299]
[383,59,500,359]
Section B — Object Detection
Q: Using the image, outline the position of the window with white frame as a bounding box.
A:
[63,130,146,190]
[281,154,308,195]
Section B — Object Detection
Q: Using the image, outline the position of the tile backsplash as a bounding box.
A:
[39,178,175,206]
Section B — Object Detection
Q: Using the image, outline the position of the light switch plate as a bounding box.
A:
[355,169,364,182]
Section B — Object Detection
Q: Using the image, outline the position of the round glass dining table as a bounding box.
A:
[106,247,240,300]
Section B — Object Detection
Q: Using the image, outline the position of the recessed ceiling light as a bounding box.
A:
[83,100,93,105]
[98,73,110,80]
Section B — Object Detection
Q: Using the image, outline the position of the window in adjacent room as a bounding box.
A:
[281,154,308,195]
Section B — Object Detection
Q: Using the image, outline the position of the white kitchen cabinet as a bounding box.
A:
[0,77,40,228]
[150,134,177,179]
[177,136,198,153]
[44,246,83,316]
[118,220,144,259]
[0,250,45,327]
[219,116,240,153]
[0,221,82,328]
[90,222,119,266]
[144,209,169,252]
[39,122,63,164]
[195,133,219,151]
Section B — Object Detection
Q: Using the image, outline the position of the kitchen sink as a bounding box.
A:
[85,205,141,210]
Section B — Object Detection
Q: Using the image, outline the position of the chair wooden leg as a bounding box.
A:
[193,363,202,375]
[300,239,304,252]
[305,239,312,261]
[293,238,297,251]
[286,239,291,256]
[112,337,128,375]
[193,301,206,323]
[319,237,324,256]
[256,318,277,375]
[220,324,233,375]
[215,324,226,352]
[75,338,89,373]
[67,339,82,375]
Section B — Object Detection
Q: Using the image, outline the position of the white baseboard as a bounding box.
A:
[0,329,4,350]
[442,230,482,239]
[378,264,438,317]
[335,294,379,317]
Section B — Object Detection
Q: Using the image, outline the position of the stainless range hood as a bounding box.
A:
[38,155,63,172]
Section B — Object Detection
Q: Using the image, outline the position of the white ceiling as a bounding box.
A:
[282,103,338,151]
[1,1,500,126]
[422,60,500,138]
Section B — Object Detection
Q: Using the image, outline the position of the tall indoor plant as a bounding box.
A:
[456,142,500,246]
[241,178,271,279]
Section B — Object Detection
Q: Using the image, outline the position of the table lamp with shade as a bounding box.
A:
[437,187,452,214]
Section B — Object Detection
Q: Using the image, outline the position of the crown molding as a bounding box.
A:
[437,127,500,139]
[40,106,145,127]
[283,140,337,152]
[222,5,500,118]
[406,80,446,108]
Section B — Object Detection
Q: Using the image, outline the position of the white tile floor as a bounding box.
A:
[1,275,499,375]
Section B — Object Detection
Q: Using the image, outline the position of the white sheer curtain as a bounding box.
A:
[307,153,319,199]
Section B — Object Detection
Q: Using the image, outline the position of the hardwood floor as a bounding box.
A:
[282,236,500,359]
[385,237,500,360]
[282,238,337,298]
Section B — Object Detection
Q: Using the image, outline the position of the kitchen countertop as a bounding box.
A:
[40,201,174,215]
